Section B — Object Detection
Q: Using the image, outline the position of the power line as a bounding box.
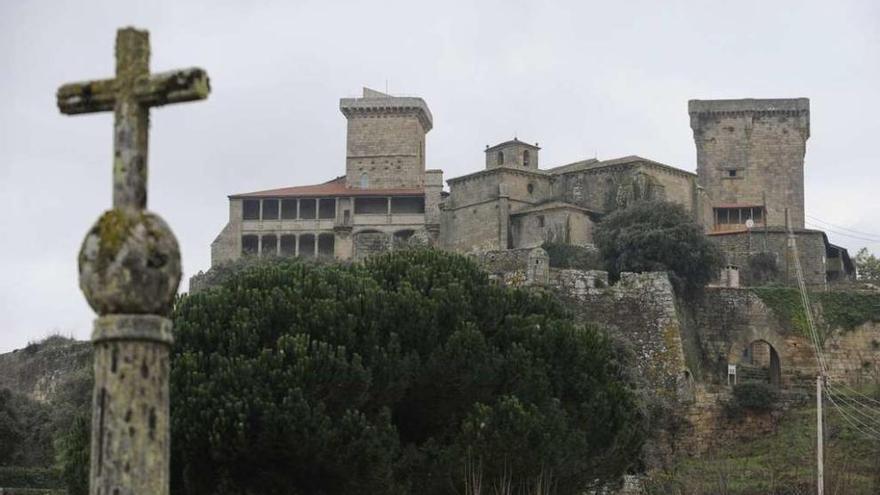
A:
[806,215,880,239]
[805,223,880,244]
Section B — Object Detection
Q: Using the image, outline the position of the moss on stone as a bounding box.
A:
[750,287,810,337]
[817,292,880,330]
[96,209,138,262]
[752,287,880,340]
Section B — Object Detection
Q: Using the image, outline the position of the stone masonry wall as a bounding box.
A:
[345,114,426,189]
[709,228,827,288]
[552,271,690,398]
[690,99,809,228]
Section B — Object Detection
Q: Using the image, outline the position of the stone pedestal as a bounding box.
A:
[90,315,173,495]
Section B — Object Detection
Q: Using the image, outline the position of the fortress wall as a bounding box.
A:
[709,229,827,288]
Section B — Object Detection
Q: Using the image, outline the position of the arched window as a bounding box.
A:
[497,151,504,165]
[523,150,530,167]
[360,172,369,188]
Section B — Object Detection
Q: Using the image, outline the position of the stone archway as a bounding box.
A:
[737,339,782,388]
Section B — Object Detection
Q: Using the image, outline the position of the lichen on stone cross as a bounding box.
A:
[58,27,210,316]
[56,27,210,495]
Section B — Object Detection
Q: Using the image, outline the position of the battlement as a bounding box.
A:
[689,98,809,122]
[340,87,433,131]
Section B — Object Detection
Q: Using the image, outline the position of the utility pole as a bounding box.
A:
[817,374,825,495]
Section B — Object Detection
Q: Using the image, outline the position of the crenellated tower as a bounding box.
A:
[689,98,809,231]
[339,87,433,189]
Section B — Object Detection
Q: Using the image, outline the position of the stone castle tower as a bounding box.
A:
[339,87,433,189]
[689,98,810,229]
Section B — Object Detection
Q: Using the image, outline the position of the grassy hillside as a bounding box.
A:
[645,390,880,495]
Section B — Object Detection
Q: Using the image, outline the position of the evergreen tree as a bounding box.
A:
[170,250,645,494]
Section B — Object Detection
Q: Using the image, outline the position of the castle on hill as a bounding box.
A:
[209,88,854,287]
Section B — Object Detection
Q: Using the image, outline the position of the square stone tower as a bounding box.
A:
[689,98,809,229]
[339,87,433,189]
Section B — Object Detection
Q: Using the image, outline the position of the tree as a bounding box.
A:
[594,200,723,292]
[0,389,22,466]
[56,414,90,495]
[855,248,880,281]
[170,250,645,495]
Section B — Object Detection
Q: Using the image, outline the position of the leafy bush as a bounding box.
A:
[730,382,779,414]
[593,201,722,293]
[542,242,602,270]
[170,250,645,495]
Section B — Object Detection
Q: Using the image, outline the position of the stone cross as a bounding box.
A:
[56,27,210,495]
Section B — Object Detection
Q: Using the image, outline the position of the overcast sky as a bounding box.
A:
[1,0,878,352]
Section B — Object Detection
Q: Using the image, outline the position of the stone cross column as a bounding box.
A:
[56,27,210,495]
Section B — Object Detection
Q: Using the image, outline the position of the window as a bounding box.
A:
[318,234,335,257]
[261,235,277,256]
[527,183,534,194]
[241,235,258,256]
[262,199,279,220]
[523,150,530,167]
[318,198,336,219]
[713,206,765,232]
[727,169,738,178]
[360,173,369,188]
[280,235,296,256]
[497,151,504,165]
[390,196,425,214]
[242,200,260,220]
[299,198,317,219]
[299,234,316,257]
[537,215,545,228]
[355,197,388,214]
[281,199,297,219]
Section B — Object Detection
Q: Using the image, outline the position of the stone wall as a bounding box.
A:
[510,207,593,248]
[554,272,691,398]
[689,98,809,228]
[211,199,243,266]
[557,162,696,215]
[709,228,827,288]
[345,114,426,189]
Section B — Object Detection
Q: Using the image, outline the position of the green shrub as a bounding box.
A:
[593,201,723,293]
[170,250,645,495]
[731,382,779,414]
[542,242,602,270]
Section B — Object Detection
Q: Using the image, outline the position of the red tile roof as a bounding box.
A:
[230,176,425,199]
